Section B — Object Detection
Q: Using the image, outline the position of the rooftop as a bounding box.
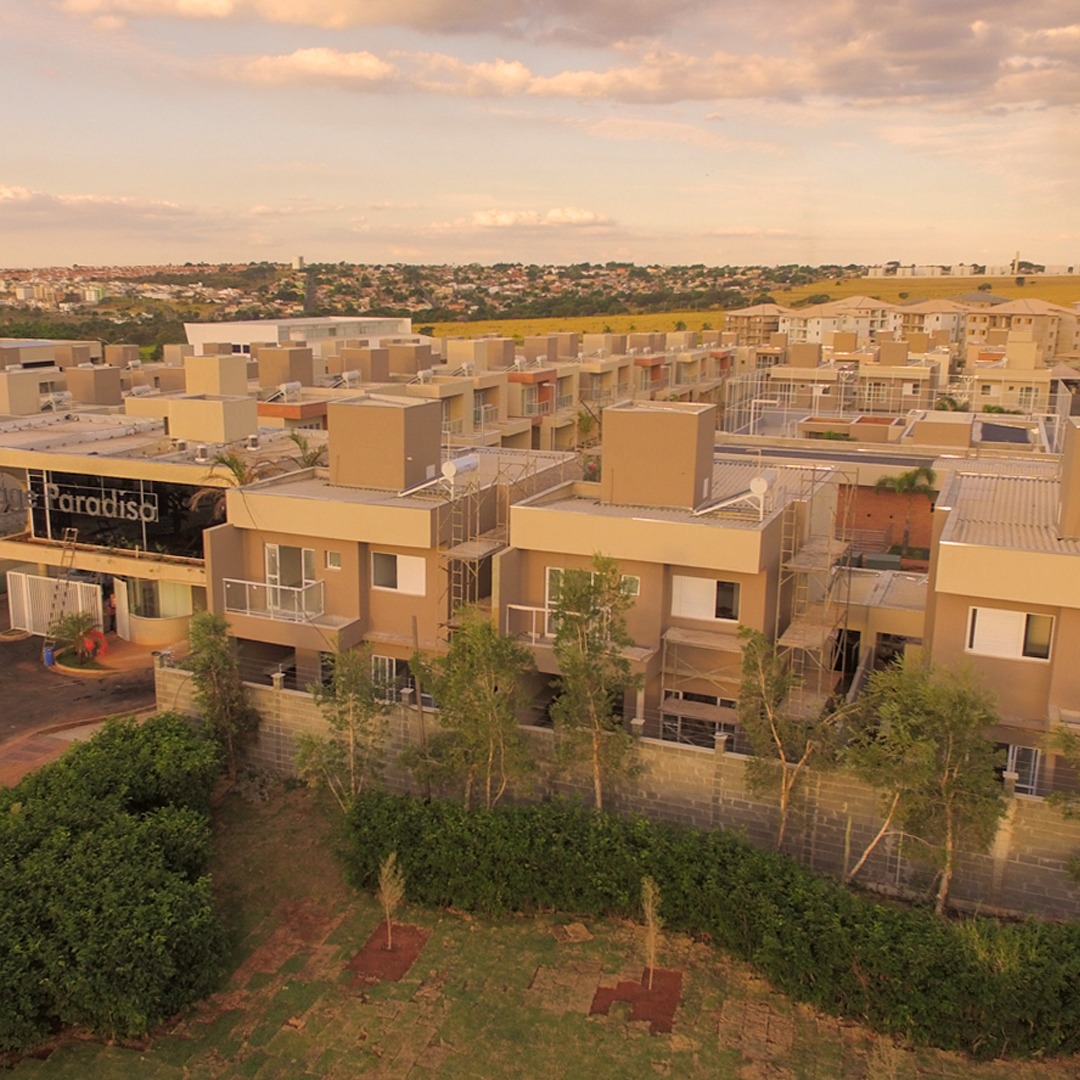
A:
[939,473,1080,555]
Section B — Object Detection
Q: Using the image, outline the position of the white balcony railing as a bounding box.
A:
[505,603,553,643]
[473,402,498,427]
[556,393,575,411]
[520,398,552,417]
[223,578,325,622]
[442,417,464,436]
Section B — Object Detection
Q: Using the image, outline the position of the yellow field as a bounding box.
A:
[426,276,1080,342]
[777,275,1080,308]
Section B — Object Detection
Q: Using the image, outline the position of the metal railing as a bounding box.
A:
[442,417,464,436]
[223,578,325,622]
[520,398,552,417]
[582,386,613,403]
[504,603,553,643]
[555,393,575,411]
[473,402,498,427]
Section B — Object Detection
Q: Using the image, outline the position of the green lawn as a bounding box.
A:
[12,787,1080,1079]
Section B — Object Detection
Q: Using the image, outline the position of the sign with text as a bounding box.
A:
[28,480,159,523]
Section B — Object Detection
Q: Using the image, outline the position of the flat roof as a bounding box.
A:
[243,445,578,509]
[519,459,833,531]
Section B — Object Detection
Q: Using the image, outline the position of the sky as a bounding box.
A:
[1,0,1079,269]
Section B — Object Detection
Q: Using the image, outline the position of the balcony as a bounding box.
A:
[505,603,553,643]
[555,393,575,412]
[583,386,613,404]
[441,417,465,436]
[520,398,552,417]
[473,402,498,427]
[223,578,324,622]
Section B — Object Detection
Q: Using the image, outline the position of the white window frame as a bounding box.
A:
[325,550,342,571]
[1007,744,1041,796]
[545,567,639,636]
[671,575,740,623]
[371,552,426,596]
[966,607,1053,662]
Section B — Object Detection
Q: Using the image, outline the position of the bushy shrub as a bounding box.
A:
[342,792,1080,1059]
[0,714,226,1053]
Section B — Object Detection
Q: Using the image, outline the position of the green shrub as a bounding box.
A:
[0,714,225,1053]
[342,792,1080,1059]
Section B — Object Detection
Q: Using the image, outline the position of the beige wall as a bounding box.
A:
[327,396,441,492]
[184,354,249,398]
[65,365,122,406]
[600,402,715,510]
[167,395,258,444]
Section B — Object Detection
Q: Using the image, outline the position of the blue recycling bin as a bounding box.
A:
[44,646,55,666]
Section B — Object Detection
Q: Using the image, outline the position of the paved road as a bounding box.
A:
[0,632,155,745]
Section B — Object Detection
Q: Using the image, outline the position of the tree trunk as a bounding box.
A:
[935,814,955,916]
[592,729,604,811]
[845,792,901,883]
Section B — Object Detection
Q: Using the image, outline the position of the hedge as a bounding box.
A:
[342,792,1080,1060]
[0,713,226,1054]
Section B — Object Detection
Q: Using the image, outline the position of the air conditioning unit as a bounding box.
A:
[127,359,142,370]
[173,439,188,452]
[247,433,260,449]
[194,444,211,463]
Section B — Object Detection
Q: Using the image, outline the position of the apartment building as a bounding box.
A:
[495,401,889,745]
[925,422,1080,793]
[965,299,1080,362]
[202,393,578,691]
[779,297,904,346]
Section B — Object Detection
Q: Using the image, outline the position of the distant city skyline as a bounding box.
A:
[2,1,1078,269]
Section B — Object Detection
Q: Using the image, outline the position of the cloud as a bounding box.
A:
[55,0,707,38]
[236,47,396,86]
[0,184,193,230]
[434,206,613,230]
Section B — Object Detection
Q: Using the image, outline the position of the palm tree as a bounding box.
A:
[188,451,283,521]
[287,430,326,468]
[874,466,936,554]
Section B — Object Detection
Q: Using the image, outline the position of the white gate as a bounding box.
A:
[6,570,103,636]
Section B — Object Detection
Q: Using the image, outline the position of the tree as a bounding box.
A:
[737,628,841,849]
[187,611,258,777]
[295,646,390,812]
[188,451,284,521]
[873,466,936,554]
[287,430,326,469]
[377,851,406,950]
[49,610,103,664]
[844,660,1006,915]
[405,608,535,809]
[549,555,640,811]
[641,875,662,990]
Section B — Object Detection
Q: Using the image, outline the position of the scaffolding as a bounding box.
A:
[434,450,576,646]
[774,466,857,717]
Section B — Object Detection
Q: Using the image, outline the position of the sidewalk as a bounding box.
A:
[0,708,159,788]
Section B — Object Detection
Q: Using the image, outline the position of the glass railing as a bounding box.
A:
[223,578,324,622]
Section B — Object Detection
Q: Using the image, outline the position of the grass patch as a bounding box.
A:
[11,788,1080,1079]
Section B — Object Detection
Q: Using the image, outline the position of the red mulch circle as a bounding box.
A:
[346,922,430,986]
[589,968,683,1034]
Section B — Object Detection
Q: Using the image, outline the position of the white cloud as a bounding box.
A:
[434,206,613,230]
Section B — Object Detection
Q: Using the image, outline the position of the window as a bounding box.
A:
[672,575,740,622]
[967,607,1053,661]
[997,743,1041,796]
[545,567,639,634]
[325,550,342,571]
[371,552,426,595]
[372,654,435,707]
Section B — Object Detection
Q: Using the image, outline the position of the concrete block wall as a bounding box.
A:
[155,667,1080,919]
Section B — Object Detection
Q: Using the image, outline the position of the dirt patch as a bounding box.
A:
[346,922,429,985]
[590,968,683,1035]
[550,922,593,943]
[525,961,605,1016]
[232,899,346,984]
